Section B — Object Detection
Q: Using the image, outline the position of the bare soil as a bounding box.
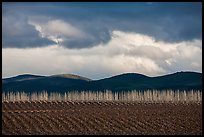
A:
[2,101,202,135]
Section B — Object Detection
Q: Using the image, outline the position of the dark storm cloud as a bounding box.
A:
[60,29,111,49]
[2,12,55,48]
[2,2,202,49]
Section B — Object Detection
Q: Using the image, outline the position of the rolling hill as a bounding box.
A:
[2,74,45,84]
[2,71,202,93]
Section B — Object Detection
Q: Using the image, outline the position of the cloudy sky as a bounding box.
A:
[2,2,202,80]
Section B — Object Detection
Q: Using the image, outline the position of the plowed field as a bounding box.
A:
[2,101,202,135]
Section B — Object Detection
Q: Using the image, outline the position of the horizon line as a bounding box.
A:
[2,70,202,80]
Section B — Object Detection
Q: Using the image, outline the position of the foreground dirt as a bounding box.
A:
[2,101,202,135]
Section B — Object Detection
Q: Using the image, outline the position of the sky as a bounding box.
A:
[2,2,202,80]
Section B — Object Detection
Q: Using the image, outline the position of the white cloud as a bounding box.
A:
[28,18,107,48]
[28,19,85,44]
[44,20,84,37]
[2,30,202,79]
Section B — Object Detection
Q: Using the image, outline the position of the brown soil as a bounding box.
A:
[2,101,202,135]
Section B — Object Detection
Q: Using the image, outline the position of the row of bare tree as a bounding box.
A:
[2,90,202,102]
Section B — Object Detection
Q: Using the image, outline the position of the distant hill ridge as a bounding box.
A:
[2,74,45,84]
[50,74,91,81]
[2,71,202,92]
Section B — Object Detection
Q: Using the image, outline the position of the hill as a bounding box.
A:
[2,74,45,84]
[2,72,202,92]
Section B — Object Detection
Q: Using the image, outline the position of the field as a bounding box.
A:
[2,101,202,135]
